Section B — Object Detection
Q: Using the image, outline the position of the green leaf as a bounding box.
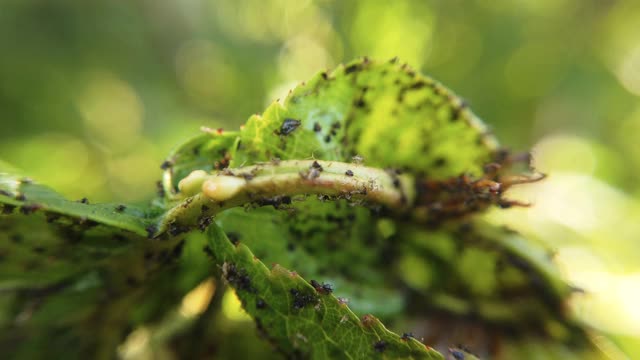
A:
[0,213,214,359]
[394,220,605,358]
[205,221,443,359]
[233,58,499,178]
[1,173,157,236]
[216,205,405,319]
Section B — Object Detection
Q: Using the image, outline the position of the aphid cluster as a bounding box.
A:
[289,287,318,310]
[222,262,253,292]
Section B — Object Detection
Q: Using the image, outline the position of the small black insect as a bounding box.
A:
[449,349,465,360]
[310,279,333,295]
[145,224,158,239]
[373,340,387,353]
[156,181,165,197]
[32,246,46,254]
[313,122,322,132]
[168,222,189,236]
[432,156,447,168]
[224,263,253,292]
[20,203,42,215]
[78,197,89,204]
[276,118,301,136]
[290,288,317,310]
[115,204,127,213]
[2,204,15,214]
[198,216,213,232]
[160,160,174,170]
[311,161,323,171]
[345,170,354,177]
[256,298,267,309]
[401,333,414,341]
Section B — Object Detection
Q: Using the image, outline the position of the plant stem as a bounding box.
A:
[157,160,415,235]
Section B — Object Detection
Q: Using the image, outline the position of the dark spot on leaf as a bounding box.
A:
[256,298,267,309]
[227,232,240,246]
[287,242,295,251]
[126,277,139,287]
[203,245,214,259]
[373,340,387,353]
[33,246,45,254]
[433,157,447,168]
[324,135,331,143]
[10,234,23,243]
[115,204,126,212]
[171,240,186,259]
[78,197,89,204]
[313,122,322,132]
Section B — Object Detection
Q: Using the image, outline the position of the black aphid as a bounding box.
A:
[345,170,354,177]
[198,216,213,232]
[401,333,414,341]
[290,288,317,310]
[2,204,15,214]
[115,204,127,213]
[224,263,253,292]
[78,197,89,204]
[311,161,323,171]
[373,340,387,353]
[313,122,322,132]
[256,298,267,309]
[160,160,174,170]
[277,118,301,136]
[145,224,158,239]
[20,203,42,215]
[449,349,465,360]
[310,279,333,295]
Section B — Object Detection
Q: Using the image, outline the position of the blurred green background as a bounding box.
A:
[1,0,639,357]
